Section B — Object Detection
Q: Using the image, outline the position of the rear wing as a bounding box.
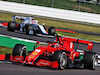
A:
[55,36,93,51]
[64,37,93,51]
[12,15,34,21]
[12,15,26,21]
[78,39,93,51]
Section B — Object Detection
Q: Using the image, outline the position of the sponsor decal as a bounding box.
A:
[36,60,50,66]
[34,49,41,53]
[32,52,38,55]
[28,62,33,64]
[29,56,34,58]
[15,57,22,61]
[40,61,49,66]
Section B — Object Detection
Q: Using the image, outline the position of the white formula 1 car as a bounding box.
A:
[7,15,55,36]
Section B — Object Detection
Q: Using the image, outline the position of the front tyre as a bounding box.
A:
[48,27,55,36]
[84,52,98,70]
[52,51,67,70]
[12,44,27,60]
[26,25,36,35]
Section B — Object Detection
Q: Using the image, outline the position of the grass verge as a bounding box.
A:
[0,46,12,54]
[56,31,100,41]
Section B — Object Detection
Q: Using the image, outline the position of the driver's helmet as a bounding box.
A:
[50,42,59,48]
[35,20,39,24]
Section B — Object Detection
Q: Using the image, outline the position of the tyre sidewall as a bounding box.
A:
[26,25,35,35]
[84,52,98,70]
[52,51,67,70]
[48,27,55,36]
[8,21,16,32]
[13,44,27,59]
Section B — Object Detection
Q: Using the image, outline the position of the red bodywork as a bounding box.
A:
[11,36,93,68]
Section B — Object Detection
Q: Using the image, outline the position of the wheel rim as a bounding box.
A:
[93,54,98,69]
[29,30,34,35]
[94,60,98,67]
[20,46,27,58]
[60,52,67,69]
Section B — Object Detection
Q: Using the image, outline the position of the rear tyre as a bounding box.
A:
[7,21,16,32]
[84,52,98,70]
[52,51,67,70]
[48,27,55,36]
[12,44,27,60]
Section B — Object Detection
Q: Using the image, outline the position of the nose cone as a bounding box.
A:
[25,57,34,65]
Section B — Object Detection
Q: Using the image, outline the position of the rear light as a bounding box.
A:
[84,51,86,55]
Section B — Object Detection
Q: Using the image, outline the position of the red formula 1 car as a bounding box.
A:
[11,36,98,70]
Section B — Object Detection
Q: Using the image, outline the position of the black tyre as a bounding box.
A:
[12,44,27,60]
[7,21,16,32]
[52,51,67,70]
[84,52,98,70]
[48,27,55,36]
[26,25,36,35]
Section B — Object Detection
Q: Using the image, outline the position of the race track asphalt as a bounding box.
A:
[0,27,100,75]
[0,27,55,42]
[0,62,100,75]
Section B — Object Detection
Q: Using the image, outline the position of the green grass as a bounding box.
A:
[0,13,13,21]
[37,18,100,33]
[0,46,13,54]
[3,0,100,14]
[0,12,100,42]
